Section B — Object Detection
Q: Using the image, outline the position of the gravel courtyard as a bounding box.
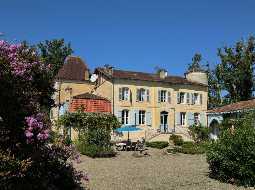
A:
[75,148,249,190]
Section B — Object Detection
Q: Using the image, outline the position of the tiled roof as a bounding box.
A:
[72,93,110,101]
[96,68,207,86]
[56,56,89,81]
[207,99,255,114]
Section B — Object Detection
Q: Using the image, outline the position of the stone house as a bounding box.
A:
[93,66,208,139]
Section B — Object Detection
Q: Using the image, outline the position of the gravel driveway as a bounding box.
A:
[75,148,249,190]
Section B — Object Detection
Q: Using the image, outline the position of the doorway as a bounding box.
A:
[160,111,168,133]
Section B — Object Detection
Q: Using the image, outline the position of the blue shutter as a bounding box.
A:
[186,93,190,104]
[136,89,139,102]
[130,110,135,125]
[119,88,122,100]
[146,111,152,127]
[175,112,181,125]
[158,90,161,103]
[167,91,171,104]
[134,110,139,126]
[200,112,206,126]
[187,112,194,127]
[147,89,150,102]
[117,110,122,123]
[190,93,193,104]
[177,92,180,104]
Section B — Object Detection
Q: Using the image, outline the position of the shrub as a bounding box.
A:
[76,141,116,158]
[169,134,184,146]
[207,125,255,186]
[145,141,169,149]
[189,124,210,143]
[168,141,210,155]
[59,111,120,158]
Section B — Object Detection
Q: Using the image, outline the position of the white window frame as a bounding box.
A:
[160,90,167,102]
[121,110,129,124]
[137,88,146,102]
[180,92,185,104]
[138,110,146,125]
[120,87,129,101]
[180,112,186,126]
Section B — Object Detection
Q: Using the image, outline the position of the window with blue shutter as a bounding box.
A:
[146,111,152,126]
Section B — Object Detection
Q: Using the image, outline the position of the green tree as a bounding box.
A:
[216,36,255,102]
[38,39,73,78]
[37,39,73,111]
[188,53,203,72]
[208,69,222,108]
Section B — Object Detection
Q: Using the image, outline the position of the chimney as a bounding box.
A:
[159,69,168,79]
[104,64,113,76]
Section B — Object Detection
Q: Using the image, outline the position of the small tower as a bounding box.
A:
[185,70,208,85]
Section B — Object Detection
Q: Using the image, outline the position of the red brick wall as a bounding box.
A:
[69,98,111,113]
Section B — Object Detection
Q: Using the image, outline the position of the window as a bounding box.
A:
[194,93,200,104]
[137,88,148,102]
[139,110,146,125]
[177,92,185,104]
[119,87,129,101]
[180,112,186,126]
[121,110,129,124]
[194,113,200,125]
[200,94,203,105]
[159,90,167,102]
[180,92,185,103]
[186,93,190,104]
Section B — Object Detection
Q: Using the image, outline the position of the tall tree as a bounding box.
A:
[188,53,203,72]
[37,39,73,110]
[208,69,222,108]
[216,36,255,102]
[37,39,73,78]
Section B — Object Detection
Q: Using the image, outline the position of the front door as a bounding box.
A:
[160,111,168,133]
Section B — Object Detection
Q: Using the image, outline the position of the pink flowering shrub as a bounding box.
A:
[0,40,87,189]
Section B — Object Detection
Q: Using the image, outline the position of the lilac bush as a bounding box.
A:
[0,40,87,189]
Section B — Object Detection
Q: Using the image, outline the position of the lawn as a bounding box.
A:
[74,148,247,190]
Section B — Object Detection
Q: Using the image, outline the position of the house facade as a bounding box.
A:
[51,56,94,120]
[94,66,208,138]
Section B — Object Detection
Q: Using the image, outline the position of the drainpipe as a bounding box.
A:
[112,78,115,115]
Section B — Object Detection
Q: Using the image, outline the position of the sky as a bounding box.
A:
[1,0,255,76]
